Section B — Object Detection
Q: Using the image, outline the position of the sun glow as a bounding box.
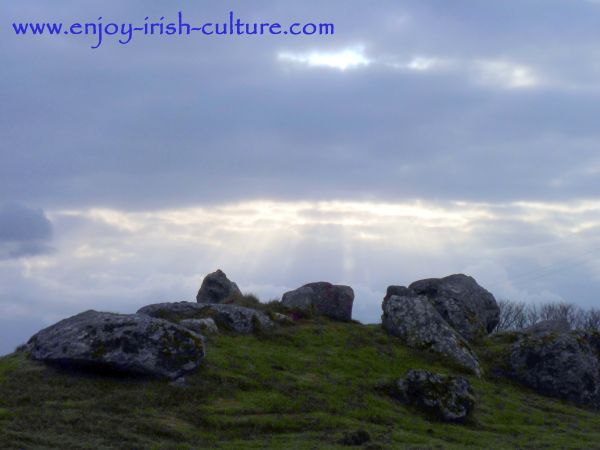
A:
[278,47,371,71]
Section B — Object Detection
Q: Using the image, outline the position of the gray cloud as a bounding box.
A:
[0,204,53,259]
[2,1,600,209]
[2,1,600,353]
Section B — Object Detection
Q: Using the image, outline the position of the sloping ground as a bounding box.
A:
[1,320,600,449]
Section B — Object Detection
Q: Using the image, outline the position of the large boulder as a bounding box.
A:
[408,274,500,342]
[393,370,475,423]
[27,310,205,380]
[281,282,354,321]
[382,292,481,376]
[503,331,600,408]
[196,269,242,304]
[137,302,274,334]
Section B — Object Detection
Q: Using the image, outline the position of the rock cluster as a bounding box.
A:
[23,270,262,380]
[22,270,360,381]
[33,269,600,417]
[23,270,493,386]
[137,302,274,334]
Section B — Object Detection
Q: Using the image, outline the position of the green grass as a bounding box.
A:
[0,354,20,384]
[1,320,600,449]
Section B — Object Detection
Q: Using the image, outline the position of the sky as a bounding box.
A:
[2,0,600,355]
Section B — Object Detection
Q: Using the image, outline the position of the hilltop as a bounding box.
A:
[1,271,600,449]
[3,321,600,449]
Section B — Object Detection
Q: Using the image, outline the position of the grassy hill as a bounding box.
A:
[1,319,600,449]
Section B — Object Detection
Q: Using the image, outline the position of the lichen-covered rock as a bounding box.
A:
[179,318,218,335]
[281,282,354,321]
[382,292,481,376]
[394,370,475,423]
[408,274,500,342]
[137,302,274,334]
[27,310,205,380]
[524,319,571,334]
[504,331,600,408]
[196,269,242,304]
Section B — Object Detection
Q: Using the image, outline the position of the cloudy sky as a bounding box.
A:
[2,0,600,355]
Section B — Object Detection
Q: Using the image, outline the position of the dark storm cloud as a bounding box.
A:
[2,0,600,209]
[0,204,53,259]
[0,204,51,242]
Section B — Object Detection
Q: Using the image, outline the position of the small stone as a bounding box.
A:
[169,376,187,388]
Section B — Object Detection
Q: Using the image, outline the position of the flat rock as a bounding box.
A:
[394,369,475,423]
[408,274,500,342]
[137,302,274,334]
[281,282,354,321]
[196,269,242,304]
[382,292,482,376]
[27,310,205,380]
[504,331,600,408]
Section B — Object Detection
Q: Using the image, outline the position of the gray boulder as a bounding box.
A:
[27,310,205,380]
[137,301,274,334]
[524,319,571,334]
[281,282,354,321]
[394,370,475,423]
[196,269,242,304]
[408,274,500,342]
[382,292,481,376]
[504,331,600,408]
[180,318,218,335]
